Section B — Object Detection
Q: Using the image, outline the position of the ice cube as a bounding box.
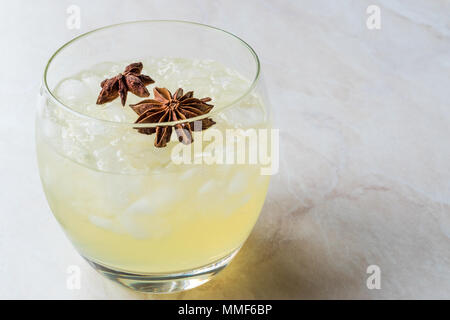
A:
[93,145,119,172]
[198,180,216,194]
[101,103,129,122]
[89,61,121,78]
[123,198,153,215]
[152,145,175,166]
[99,175,146,216]
[118,198,170,239]
[179,168,199,181]
[80,72,103,95]
[219,96,266,128]
[89,215,124,234]
[227,171,248,194]
[41,117,60,139]
[55,79,91,106]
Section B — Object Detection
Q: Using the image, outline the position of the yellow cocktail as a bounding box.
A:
[37,21,271,293]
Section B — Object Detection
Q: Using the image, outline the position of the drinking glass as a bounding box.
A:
[36,20,271,293]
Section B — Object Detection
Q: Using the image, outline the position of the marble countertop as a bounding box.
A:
[1,0,449,299]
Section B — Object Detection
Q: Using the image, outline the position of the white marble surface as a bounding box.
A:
[0,0,449,299]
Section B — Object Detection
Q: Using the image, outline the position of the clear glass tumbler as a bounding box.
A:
[36,20,272,293]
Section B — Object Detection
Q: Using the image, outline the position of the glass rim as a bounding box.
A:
[42,19,261,128]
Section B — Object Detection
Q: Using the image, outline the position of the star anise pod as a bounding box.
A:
[130,87,216,148]
[96,62,155,106]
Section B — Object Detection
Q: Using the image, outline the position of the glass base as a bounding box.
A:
[84,248,240,294]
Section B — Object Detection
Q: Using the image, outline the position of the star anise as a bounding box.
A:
[130,87,216,148]
[96,62,155,106]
